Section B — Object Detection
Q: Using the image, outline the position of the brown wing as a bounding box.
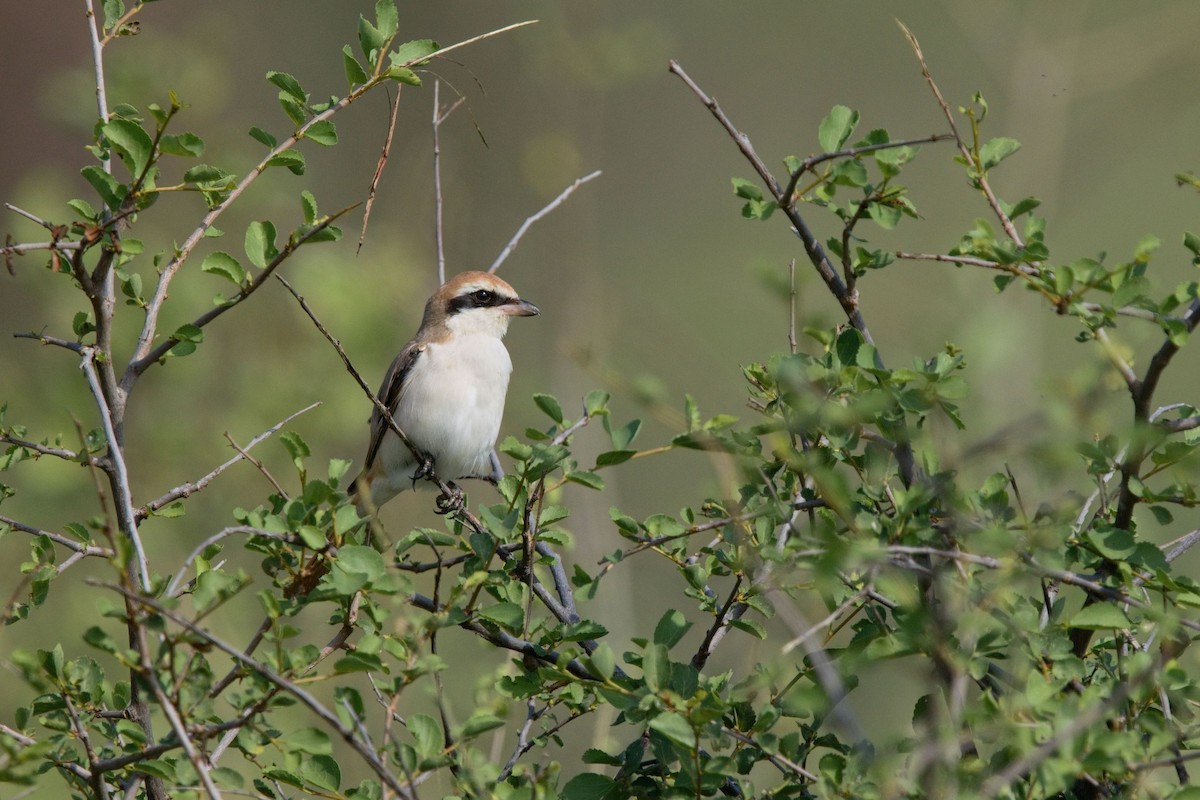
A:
[362,340,424,470]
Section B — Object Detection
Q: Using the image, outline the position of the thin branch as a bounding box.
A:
[166,527,297,597]
[104,583,417,800]
[782,133,953,204]
[0,512,114,557]
[14,331,86,353]
[668,59,871,343]
[139,402,319,520]
[488,170,602,274]
[898,21,1023,247]
[121,19,542,380]
[407,592,599,681]
[0,434,107,468]
[132,621,223,799]
[359,87,404,254]
[126,206,357,381]
[83,0,111,173]
[81,347,150,592]
[431,80,465,283]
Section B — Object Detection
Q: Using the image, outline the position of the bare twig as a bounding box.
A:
[139,402,319,520]
[488,170,602,274]
[898,21,1023,247]
[431,80,465,283]
[81,347,150,592]
[359,87,404,254]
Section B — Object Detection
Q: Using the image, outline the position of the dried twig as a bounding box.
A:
[488,170,602,274]
[358,87,404,254]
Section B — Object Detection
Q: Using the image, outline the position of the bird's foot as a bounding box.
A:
[412,450,438,484]
[435,482,466,516]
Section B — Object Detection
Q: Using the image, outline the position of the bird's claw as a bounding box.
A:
[413,451,437,482]
[435,482,465,516]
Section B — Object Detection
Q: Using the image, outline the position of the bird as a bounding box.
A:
[352,270,539,513]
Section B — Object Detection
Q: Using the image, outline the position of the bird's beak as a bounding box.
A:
[504,298,540,317]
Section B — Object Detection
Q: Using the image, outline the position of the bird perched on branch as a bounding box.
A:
[352,271,539,512]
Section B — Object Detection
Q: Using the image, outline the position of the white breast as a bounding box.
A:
[394,333,513,482]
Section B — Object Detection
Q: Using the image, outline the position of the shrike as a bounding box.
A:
[353,271,539,511]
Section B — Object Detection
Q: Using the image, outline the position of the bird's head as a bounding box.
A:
[426,271,539,339]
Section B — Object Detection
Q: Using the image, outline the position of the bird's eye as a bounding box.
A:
[472,289,495,304]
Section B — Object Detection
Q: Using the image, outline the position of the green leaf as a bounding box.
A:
[648,711,697,748]
[534,393,564,424]
[979,137,1021,170]
[567,470,604,490]
[290,728,333,755]
[653,609,692,649]
[584,390,611,417]
[304,119,338,147]
[358,14,386,62]
[103,118,154,177]
[167,323,203,358]
[159,132,205,158]
[460,711,505,737]
[392,38,438,65]
[478,602,524,631]
[819,105,859,152]
[248,126,277,148]
[642,643,669,690]
[561,773,618,800]
[80,165,124,210]
[374,0,399,40]
[589,643,616,681]
[334,545,385,585]
[385,66,421,86]
[266,71,306,104]
[244,221,279,269]
[183,164,232,185]
[1070,603,1129,630]
[732,177,762,202]
[266,150,306,175]
[300,190,318,224]
[408,713,441,758]
[201,252,247,287]
[595,450,636,467]
[67,197,99,221]
[300,755,340,792]
[342,45,369,88]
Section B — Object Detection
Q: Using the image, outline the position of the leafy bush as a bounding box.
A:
[3,4,1200,799]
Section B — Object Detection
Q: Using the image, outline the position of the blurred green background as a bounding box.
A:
[4,1,1200,792]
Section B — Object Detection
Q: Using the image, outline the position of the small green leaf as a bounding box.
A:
[201,252,247,287]
[979,137,1021,170]
[653,609,692,649]
[561,774,618,800]
[244,221,279,268]
[80,165,124,210]
[304,119,338,147]
[819,105,859,153]
[183,164,232,185]
[103,118,154,177]
[300,755,340,792]
[358,14,386,62]
[1070,603,1129,630]
[300,190,318,224]
[478,602,524,631]
[408,713,441,758]
[290,728,333,755]
[534,393,564,424]
[248,126,277,148]
[731,177,763,202]
[584,390,611,417]
[385,66,421,86]
[158,132,205,158]
[392,38,438,65]
[460,711,505,737]
[266,71,306,103]
[266,150,306,175]
[648,711,696,748]
[374,0,399,40]
[342,45,369,87]
[595,450,636,467]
